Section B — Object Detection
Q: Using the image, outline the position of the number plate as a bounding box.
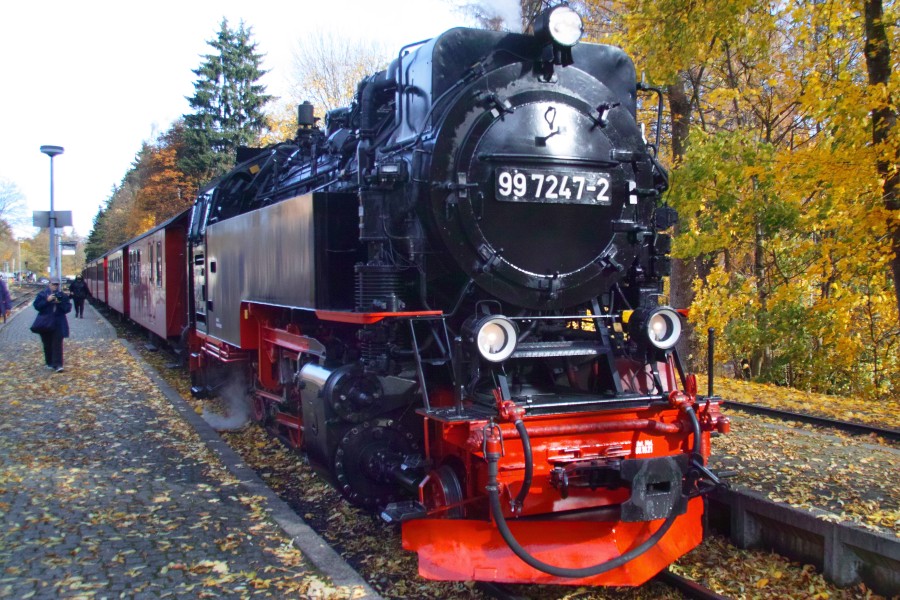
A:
[495,168,611,205]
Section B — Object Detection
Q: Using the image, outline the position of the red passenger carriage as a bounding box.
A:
[125,211,189,340]
[104,248,128,318]
[84,257,107,304]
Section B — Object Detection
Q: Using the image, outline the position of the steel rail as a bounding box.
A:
[655,569,732,600]
[722,399,900,443]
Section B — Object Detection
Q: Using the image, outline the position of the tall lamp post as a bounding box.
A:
[40,145,64,280]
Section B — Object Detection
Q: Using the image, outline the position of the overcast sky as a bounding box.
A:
[0,0,475,237]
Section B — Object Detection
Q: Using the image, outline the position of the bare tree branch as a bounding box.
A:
[289,32,392,115]
[0,178,28,228]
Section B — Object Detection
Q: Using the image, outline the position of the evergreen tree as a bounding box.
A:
[181,19,272,183]
[83,207,107,262]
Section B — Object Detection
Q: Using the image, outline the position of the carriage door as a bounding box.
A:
[192,242,208,334]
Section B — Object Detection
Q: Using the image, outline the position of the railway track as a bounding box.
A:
[477,572,731,600]
[1,286,38,324]
[721,399,900,443]
[654,570,732,600]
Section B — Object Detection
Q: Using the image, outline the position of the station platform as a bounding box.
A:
[0,299,377,599]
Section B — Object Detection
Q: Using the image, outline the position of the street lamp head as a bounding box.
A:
[40,145,64,157]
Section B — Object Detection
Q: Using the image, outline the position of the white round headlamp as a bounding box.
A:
[643,307,682,350]
[546,6,584,47]
[629,306,682,350]
[472,316,518,362]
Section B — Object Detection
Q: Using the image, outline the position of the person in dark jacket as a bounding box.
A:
[68,274,90,318]
[0,275,12,322]
[32,279,72,372]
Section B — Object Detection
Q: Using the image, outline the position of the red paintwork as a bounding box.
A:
[402,388,725,586]
[84,259,102,303]
[403,497,704,585]
[192,330,251,364]
[424,407,709,514]
[315,309,443,324]
[85,256,108,303]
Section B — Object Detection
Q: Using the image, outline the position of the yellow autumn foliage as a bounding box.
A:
[594,0,899,399]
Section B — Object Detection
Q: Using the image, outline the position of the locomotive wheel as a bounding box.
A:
[325,364,383,424]
[251,394,269,424]
[333,418,421,509]
[422,464,465,518]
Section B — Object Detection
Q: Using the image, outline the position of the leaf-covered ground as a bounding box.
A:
[697,373,900,537]
[710,412,900,537]
[698,374,900,434]
[0,336,366,599]
[122,325,894,600]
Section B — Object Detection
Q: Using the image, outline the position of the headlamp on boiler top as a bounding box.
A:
[535,5,584,47]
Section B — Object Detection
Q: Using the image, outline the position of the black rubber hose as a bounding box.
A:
[486,453,684,578]
[512,420,533,512]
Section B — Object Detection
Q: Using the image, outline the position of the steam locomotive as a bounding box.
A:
[87,5,729,586]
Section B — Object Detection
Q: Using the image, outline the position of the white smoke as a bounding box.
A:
[486,0,524,32]
[461,0,524,33]
[201,373,252,431]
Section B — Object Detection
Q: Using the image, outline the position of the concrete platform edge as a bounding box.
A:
[710,485,899,596]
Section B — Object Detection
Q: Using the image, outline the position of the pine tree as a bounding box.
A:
[83,208,108,262]
[181,19,272,183]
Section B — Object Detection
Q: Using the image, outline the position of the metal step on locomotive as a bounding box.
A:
[88,4,730,586]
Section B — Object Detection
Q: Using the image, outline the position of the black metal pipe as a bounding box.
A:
[637,83,665,152]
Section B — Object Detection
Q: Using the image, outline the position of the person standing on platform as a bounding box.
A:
[68,275,90,318]
[0,275,12,322]
[32,279,72,373]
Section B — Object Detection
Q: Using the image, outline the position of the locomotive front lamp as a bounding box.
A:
[631,306,683,351]
[469,315,518,362]
[535,5,584,47]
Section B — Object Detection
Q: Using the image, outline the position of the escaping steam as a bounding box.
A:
[201,372,252,431]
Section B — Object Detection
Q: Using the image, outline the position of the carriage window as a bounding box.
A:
[156,241,163,287]
[149,244,154,283]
